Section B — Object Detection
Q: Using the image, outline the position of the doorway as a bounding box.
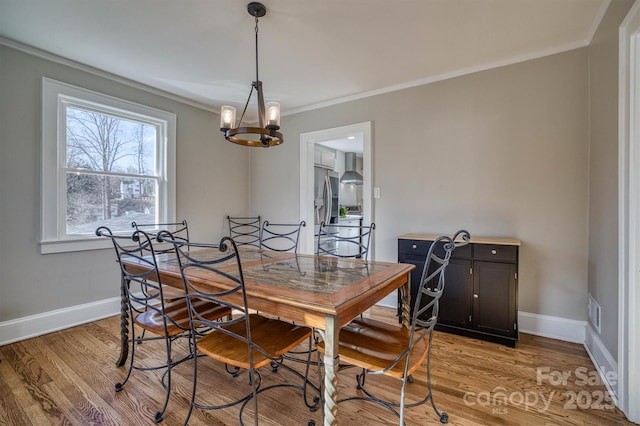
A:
[299,122,372,255]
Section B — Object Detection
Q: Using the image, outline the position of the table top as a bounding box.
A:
[122,248,414,329]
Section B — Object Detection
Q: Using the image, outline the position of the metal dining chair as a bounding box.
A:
[316,221,375,260]
[259,220,306,253]
[132,219,190,253]
[228,215,262,248]
[132,219,190,301]
[258,220,314,366]
[96,226,230,424]
[157,232,319,426]
[317,230,471,425]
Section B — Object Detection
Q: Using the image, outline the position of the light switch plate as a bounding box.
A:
[373,187,381,199]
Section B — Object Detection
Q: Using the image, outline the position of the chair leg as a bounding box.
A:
[356,368,367,389]
[236,335,321,425]
[399,375,408,426]
[301,334,321,412]
[226,363,241,377]
[238,368,259,426]
[425,332,448,424]
[115,312,137,392]
[154,336,174,423]
[183,338,198,426]
[342,332,449,425]
[188,346,259,424]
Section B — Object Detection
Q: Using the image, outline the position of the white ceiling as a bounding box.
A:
[0,0,607,123]
[318,136,364,156]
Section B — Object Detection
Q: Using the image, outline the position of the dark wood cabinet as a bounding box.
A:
[398,234,520,347]
[438,258,473,328]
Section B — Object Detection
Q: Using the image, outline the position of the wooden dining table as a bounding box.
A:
[120,247,414,426]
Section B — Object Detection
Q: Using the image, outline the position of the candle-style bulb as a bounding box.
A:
[220,105,236,130]
[265,102,280,129]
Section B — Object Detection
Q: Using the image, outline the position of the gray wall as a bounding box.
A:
[587,0,634,360]
[250,49,590,321]
[0,44,249,322]
[1,2,627,345]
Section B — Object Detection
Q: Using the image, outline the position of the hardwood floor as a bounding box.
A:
[0,306,633,425]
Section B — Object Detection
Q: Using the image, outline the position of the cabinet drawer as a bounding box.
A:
[398,239,472,259]
[474,244,517,263]
[398,239,432,257]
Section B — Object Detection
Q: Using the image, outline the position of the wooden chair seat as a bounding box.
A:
[196,314,311,370]
[146,284,186,301]
[317,317,429,378]
[135,299,231,337]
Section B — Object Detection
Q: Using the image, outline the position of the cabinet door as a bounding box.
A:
[322,151,336,169]
[338,220,359,256]
[438,258,473,328]
[472,261,517,337]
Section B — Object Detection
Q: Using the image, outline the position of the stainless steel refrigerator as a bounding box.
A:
[314,167,339,225]
[314,167,339,253]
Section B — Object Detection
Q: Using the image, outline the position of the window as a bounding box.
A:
[41,78,176,253]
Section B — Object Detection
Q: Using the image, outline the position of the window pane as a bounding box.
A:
[66,106,157,175]
[66,172,157,235]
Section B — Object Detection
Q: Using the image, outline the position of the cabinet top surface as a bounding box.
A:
[398,233,521,246]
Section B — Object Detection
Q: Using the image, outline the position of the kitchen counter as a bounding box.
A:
[339,215,362,222]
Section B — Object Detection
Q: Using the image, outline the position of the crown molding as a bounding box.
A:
[0,36,217,114]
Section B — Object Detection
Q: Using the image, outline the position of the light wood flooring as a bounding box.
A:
[0,307,634,425]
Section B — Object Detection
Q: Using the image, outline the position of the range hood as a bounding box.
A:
[340,152,363,185]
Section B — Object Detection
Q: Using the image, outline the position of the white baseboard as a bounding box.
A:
[584,323,619,403]
[518,311,587,344]
[0,297,121,346]
[519,312,620,409]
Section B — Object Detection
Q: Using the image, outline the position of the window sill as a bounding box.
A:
[40,237,114,254]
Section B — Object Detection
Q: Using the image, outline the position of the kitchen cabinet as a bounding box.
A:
[397,234,520,347]
[338,217,362,257]
[314,149,336,170]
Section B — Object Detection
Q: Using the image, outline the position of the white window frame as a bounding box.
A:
[40,78,176,254]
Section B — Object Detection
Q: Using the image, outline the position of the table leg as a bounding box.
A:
[400,274,411,329]
[116,275,129,367]
[323,315,339,426]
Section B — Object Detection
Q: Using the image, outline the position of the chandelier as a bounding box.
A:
[219,2,283,147]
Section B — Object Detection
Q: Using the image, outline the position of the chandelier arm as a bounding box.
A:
[256,81,265,129]
[237,84,254,127]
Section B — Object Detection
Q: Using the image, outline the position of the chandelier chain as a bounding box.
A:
[239,13,260,127]
[254,14,259,83]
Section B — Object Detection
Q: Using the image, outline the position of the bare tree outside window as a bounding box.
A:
[64,106,158,235]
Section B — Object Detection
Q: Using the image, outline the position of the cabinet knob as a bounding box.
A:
[412,244,417,249]
[491,249,497,255]
[473,293,479,299]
